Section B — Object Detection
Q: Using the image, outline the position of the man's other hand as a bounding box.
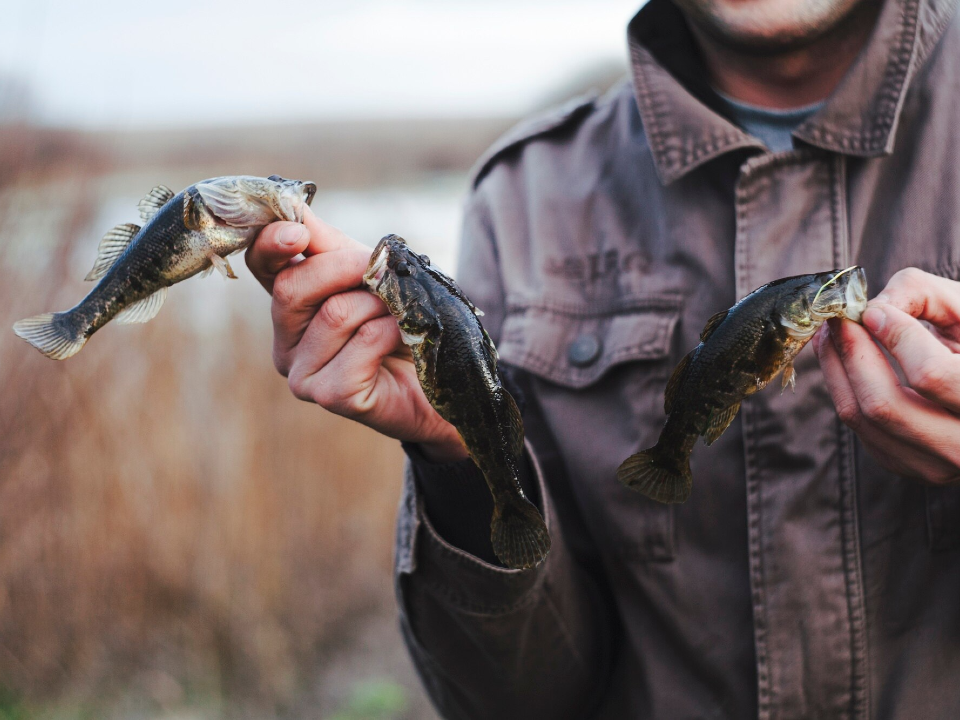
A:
[245,208,467,462]
[815,267,960,484]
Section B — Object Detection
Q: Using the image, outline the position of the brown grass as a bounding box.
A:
[0,164,408,714]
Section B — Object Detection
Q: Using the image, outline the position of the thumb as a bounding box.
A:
[301,206,368,257]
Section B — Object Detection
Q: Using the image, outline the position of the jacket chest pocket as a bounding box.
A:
[498,293,684,563]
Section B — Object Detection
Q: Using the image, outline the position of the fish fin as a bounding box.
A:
[13,312,87,360]
[200,265,215,279]
[195,178,271,227]
[115,287,168,325]
[497,388,525,459]
[664,350,694,415]
[490,496,550,569]
[781,363,797,394]
[85,223,140,281]
[137,185,174,223]
[703,402,741,446]
[617,445,692,503]
[210,254,237,279]
[700,309,729,342]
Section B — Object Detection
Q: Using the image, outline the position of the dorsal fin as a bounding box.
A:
[138,185,174,223]
[85,223,140,281]
[700,309,729,342]
[664,350,693,415]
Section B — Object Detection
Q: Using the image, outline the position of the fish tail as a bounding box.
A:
[617,443,692,504]
[13,311,88,360]
[490,494,551,570]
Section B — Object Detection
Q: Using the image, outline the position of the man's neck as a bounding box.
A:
[689,3,883,110]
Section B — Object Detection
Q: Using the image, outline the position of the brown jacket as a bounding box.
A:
[395,0,960,717]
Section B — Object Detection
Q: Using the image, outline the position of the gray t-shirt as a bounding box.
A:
[716,91,826,153]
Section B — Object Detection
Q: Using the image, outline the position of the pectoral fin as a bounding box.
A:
[781,363,797,394]
[210,254,237,279]
[703,402,741,446]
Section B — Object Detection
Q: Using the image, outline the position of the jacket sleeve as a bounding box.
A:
[394,186,615,719]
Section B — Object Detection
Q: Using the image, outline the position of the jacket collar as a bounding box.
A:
[629,0,958,185]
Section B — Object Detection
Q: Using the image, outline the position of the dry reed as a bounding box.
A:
[0,164,409,715]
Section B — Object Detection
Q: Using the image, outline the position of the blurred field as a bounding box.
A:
[0,118,521,719]
[0,61,626,718]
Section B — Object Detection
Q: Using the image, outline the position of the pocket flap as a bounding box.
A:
[497,293,683,388]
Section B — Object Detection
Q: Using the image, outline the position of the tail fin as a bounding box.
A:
[490,496,551,570]
[617,445,692,504]
[13,312,88,360]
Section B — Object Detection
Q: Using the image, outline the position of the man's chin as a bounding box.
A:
[673,0,873,55]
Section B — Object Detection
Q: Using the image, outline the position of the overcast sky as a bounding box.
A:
[0,0,642,128]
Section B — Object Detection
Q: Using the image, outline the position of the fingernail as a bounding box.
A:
[862,306,886,334]
[279,224,304,246]
[867,293,890,308]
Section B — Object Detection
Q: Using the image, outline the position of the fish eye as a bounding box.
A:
[395,261,412,277]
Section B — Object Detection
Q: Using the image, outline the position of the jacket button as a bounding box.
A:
[568,334,602,367]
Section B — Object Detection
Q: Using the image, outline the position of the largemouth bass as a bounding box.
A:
[14,175,316,360]
[364,234,550,569]
[618,267,868,504]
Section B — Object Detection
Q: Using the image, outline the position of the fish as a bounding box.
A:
[13,175,316,360]
[364,234,550,569]
[617,266,869,504]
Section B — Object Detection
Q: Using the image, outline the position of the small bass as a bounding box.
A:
[618,267,868,504]
[14,175,316,359]
[364,234,550,569]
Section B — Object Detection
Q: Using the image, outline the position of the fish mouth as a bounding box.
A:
[843,266,868,323]
[302,182,317,207]
[363,239,390,292]
[811,266,867,322]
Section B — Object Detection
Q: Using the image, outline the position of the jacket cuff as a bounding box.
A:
[403,441,543,565]
[395,441,557,613]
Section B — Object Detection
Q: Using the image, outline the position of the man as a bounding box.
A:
[246,0,960,715]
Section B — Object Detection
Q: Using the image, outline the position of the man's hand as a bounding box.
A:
[245,208,467,462]
[815,267,960,484]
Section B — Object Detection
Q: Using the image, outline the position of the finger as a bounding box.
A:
[300,206,369,257]
[828,317,960,458]
[815,323,864,430]
[245,207,372,294]
[816,324,957,477]
[270,249,373,358]
[863,304,960,414]
[290,315,404,417]
[246,221,310,293]
[872,267,960,339]
[278,289,390,377]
